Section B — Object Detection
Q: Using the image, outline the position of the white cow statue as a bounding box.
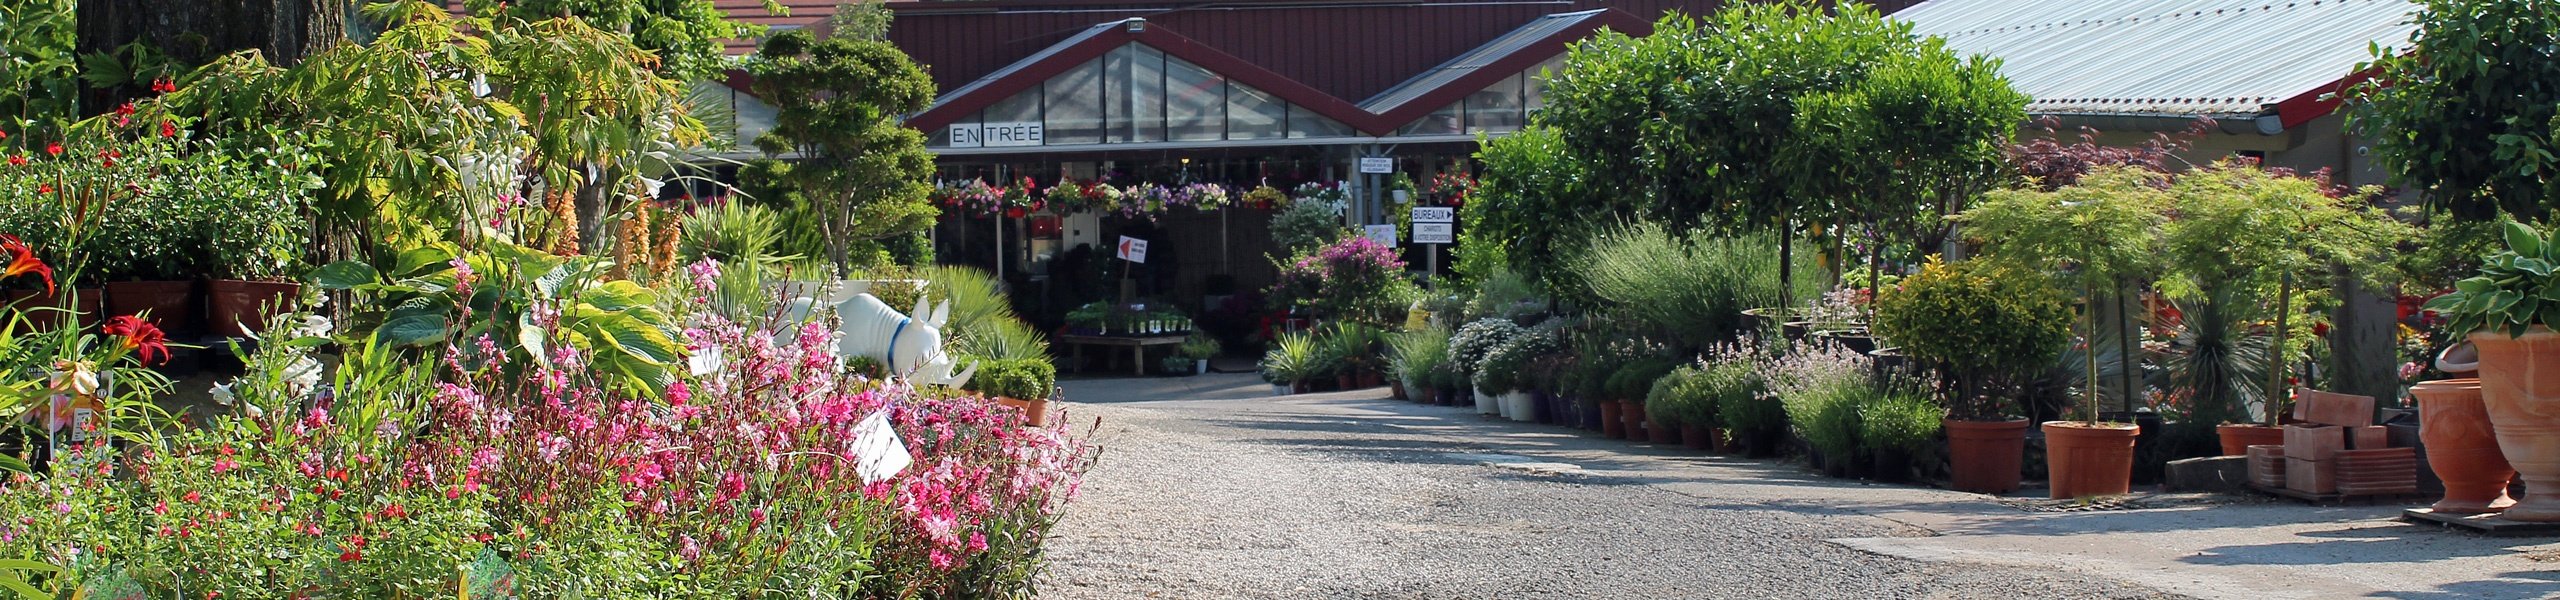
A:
[788,291,977,388]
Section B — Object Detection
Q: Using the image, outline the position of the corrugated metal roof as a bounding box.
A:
[1359,9,1605,113]
[1897,0,2418,118]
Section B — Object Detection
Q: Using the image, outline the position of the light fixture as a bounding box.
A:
[1126,20,1146,33]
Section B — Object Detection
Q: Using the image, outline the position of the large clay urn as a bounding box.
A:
[2469,328,2560,521]
[2411,379,2515,514]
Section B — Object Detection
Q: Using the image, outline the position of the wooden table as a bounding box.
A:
[1058,334,1187,376]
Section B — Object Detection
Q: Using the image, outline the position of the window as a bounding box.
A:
[1288,104,1354,138]
[1164,56,1225,141]
[1045,59,1105,145]
[1226,82,1285,140]
[1110,45,1168,143]
[1397,100,1463,136]
[1464,72,1524,132]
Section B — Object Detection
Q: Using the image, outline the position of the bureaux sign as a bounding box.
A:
[948,121,1044,148]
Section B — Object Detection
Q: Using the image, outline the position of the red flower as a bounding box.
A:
[5,155,21,167]
[104,315,168,365]
[151,78,176,94]
[115,103,135,117]
[338,550,362,562]
[2312,321,2331,337]
[1004,208,1026,219]
[44,142,61,157]
[0,234,53,294]
[160,120,176,138]
[182,490,201,503]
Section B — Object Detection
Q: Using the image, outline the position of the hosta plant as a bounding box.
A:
[2424,221,2560,338]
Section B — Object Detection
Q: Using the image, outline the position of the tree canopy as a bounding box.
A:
[2349,0,2560,220]
[745,28,939,274]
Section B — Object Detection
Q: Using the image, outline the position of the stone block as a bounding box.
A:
[2351,425,2390,449]
[2286,456,2337,494]
[2284,424,2345,461]
[2296,388,2376,427]
[2165,456,2251,494]
[2248,445,2287,489]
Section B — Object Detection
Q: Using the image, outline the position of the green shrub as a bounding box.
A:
[964,358,1057,400]
[1474,328,1559,395]
[1448,318,1524,379]
[1577,223,1817,350]
[1858,390,1942,455]
[1269,198,1347,254]
[1605,358,1678,403]
[1871,257,2072,419]
[1178,332,1223,361]
[1767,341,1875,460]
[1647,365,1723,430]
[1387,327,1451,389]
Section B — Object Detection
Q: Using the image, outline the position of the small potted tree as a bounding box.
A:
[1957,167,2165,498]
[1874,257,2075,494]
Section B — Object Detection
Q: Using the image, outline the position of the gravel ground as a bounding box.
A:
[1036,375,2189,600]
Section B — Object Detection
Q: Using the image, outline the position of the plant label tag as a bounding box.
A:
[1364,224,1398,246]
[851,410,912,484]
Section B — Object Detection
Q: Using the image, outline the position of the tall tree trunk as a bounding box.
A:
[77,0,345,114]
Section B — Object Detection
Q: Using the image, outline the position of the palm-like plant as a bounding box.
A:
[1261,331,1318,385]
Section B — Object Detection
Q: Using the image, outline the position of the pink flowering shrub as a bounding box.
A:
[1269,234,1413,325]
[0,258,1096,599]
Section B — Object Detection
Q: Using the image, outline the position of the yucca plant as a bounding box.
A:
[1261,330,1319,385]
[679,200,797,267]
[1388,328,1452,392]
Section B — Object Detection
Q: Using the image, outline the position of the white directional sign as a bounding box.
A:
[1358,157,1394,174]
[1412,222,1455,244]
[1116,236,1148,263]
[1410,206,1455,223]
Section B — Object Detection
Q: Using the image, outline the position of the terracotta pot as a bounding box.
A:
[2472,328,2560,521]
[6,288,105,331]
[1338,374,1357,391]
[104,280,198,334]
[1681,424,1712,451]
[995,396,1050,427]
[1358,372,1383,389]
[1599,400,1625,439]
[1944,418,2028,494]
[2412,379,2514,514]
[2043,421,2139,499]
[1620,400,1647,442]
[2216,423,2287,457]
[1708,427,1731,453]
[1650,419,1680,445]
[207,279,299,337]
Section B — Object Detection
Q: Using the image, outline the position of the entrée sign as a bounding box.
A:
[947,121,1044,148]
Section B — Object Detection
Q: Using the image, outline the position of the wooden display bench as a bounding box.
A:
[2400,508,2560,537]
[1057,334,1187,377]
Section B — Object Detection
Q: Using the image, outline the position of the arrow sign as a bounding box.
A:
[1116,236,1149,263]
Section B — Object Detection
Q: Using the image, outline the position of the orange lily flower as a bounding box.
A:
[0,234,53,294]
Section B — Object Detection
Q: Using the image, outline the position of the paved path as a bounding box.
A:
[1039,374,2220,599]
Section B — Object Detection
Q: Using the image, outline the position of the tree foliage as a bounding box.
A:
[2348,0,2560,220]
[463,0,772,82]
[745,29,939,274]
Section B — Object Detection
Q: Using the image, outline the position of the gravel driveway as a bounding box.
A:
[1036,374,2187,600]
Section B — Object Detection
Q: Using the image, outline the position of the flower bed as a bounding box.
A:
[0,259,1095,598]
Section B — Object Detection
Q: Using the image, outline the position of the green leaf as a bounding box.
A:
[374,305,452,347]
[0,560,60,573]
[392,246,457,278]
[2457,276,2497,294]
[519,312,550,368]
[2423,293,2466,311]
[586,314,681,365]
[2507,221,2543,256]
[0,575,45,600]
[577,280,657,312]
[308,261,379,289]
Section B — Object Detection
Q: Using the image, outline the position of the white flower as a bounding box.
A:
[284,356,324,398]
[296,315,334,339]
